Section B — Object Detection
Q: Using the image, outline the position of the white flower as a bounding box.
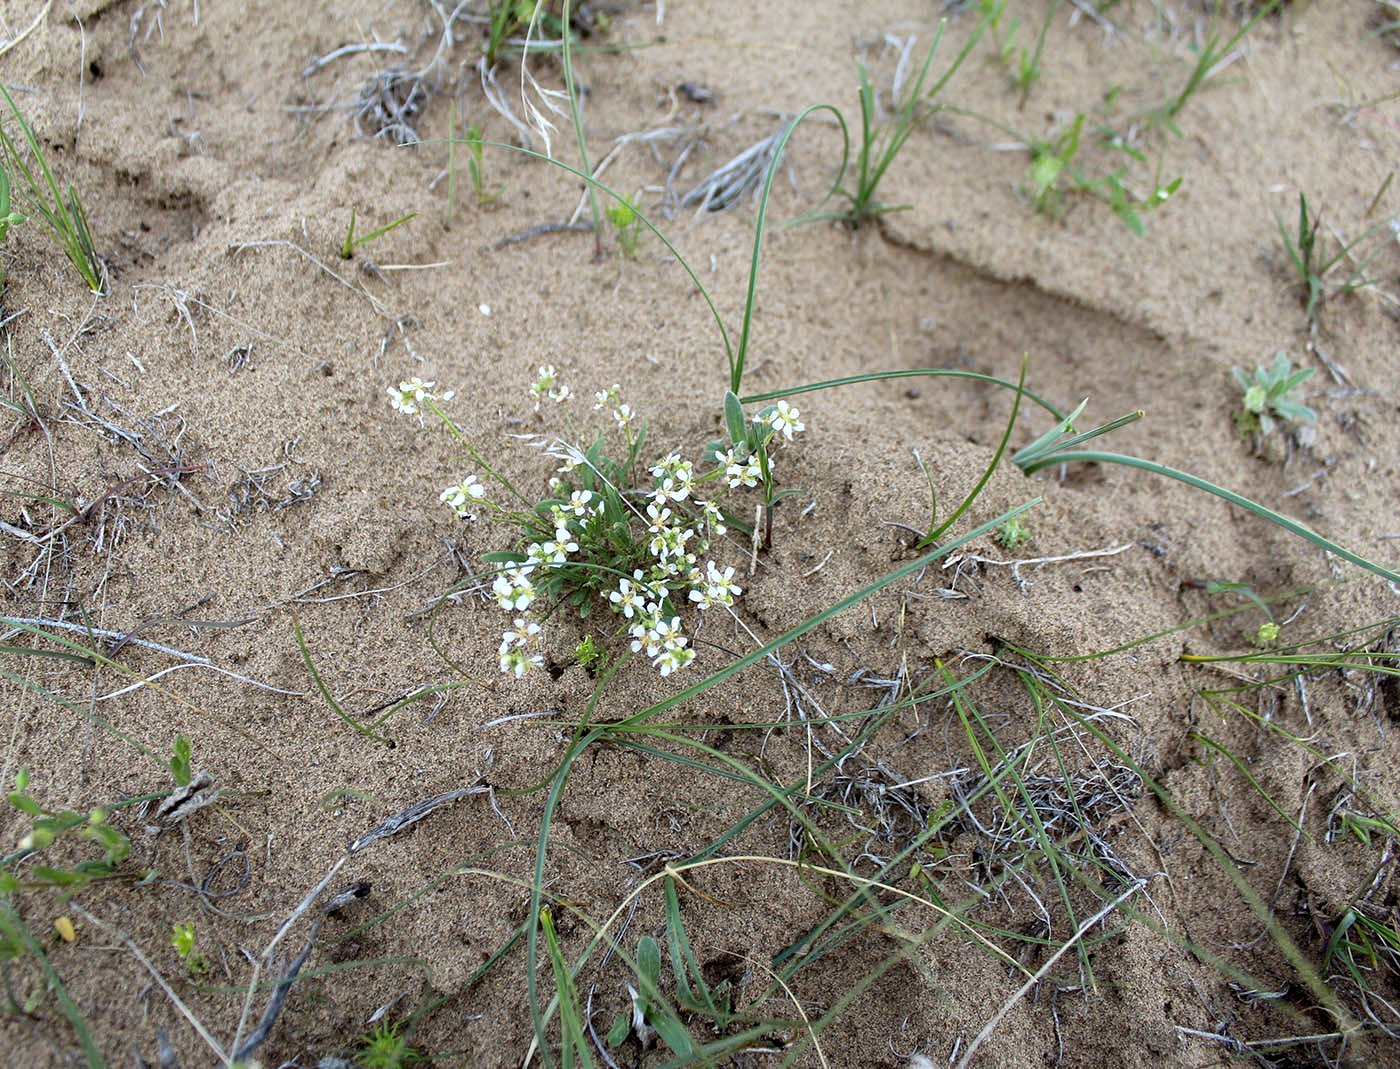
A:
[499,617,544,677]
[634,570,670,603]
[529,365,570,409]
[649,453,681,479]
[700,500,727,536]
[650,454,694,502]
[612,403,635,432]
[767,400,803,441]
[492,569,536,612]
[654,642,695,676]
[388,376,453,416]
[565,490,594,517]
[440,476,487,518]
[689,561,742,609]
[593,384,621,410]
[725,450,762,489]
[609,577,645,618]
[536,537,577,562]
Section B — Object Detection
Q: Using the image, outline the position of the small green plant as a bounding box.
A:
[389,371,805,678]
[339,207,416,259]
[606,194,643,257]
[1025,113,1180,231]
[573,633,607,673]
[1231,351,1316,438]
[993,515,1032,549]
[462,121,495,205]
[357,1019,422,1069]
[168,735,193,787]
[1276,192,1386,321]
[483,0,559,67]
[170,921,209,974]
[983,0,1060,106]
[446,105,498,222]
[1028,113,1084,217]
[0,83,103,293]
[2,770,131,893]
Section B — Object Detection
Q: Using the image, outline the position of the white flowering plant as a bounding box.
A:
[388,368,805,679]
[703,389,806,550]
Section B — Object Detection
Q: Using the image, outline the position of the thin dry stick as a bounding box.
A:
[0,0,52,58]
[69,903,231,1063]
[733,948,829,1069]
[955,878,1148,1069]
[228,854,346,1058]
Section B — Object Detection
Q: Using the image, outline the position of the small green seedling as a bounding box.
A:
[0,84,103,293]
[1329,807,1400,849]
[168,735,193,788]
[620,933,696,1057]
[606,195,643,257]
[1153,1,1280,131]
[574,634,607,674]
[1028,113,1084,217]
[1231,351,1316,438]
[446,105,498,223]
[993,515,1033,549]
[357,1020,422,1069]
[340,207,416,259]
[484,0,555,67]
[462,121,496,205]
[983,0,1060,107]
[170,921,208,974]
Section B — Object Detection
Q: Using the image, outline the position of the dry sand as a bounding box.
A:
[0,1,1397,1065]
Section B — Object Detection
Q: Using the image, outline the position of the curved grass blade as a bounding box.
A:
[1016,449,1400,585]
[741,368,1067,422]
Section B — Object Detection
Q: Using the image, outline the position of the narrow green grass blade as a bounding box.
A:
[291,618,391,745]
[742,368,1067,422]
[0,900,103,1068]
[1017,450,1400,585]
[1190,731,1304,833]
[921,357,1026,546]
[540,906,593,1069]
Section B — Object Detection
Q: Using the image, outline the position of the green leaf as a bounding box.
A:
[723,391,747,448]
[7,792,40,816]
[170,737,192,787]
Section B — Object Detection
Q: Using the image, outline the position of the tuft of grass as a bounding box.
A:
[0,84,103,293]
[357,1019,423,1068]
[1152,0,1280,132]
[983,0,1061,107]
[1276,192,1389,322]
[836,10,996,226]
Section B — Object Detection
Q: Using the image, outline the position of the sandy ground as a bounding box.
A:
[0,0,1398,1066]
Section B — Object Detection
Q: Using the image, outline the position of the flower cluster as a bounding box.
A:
[388,377,454,421]
[530,365,572,409]
[390,366,806,681]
